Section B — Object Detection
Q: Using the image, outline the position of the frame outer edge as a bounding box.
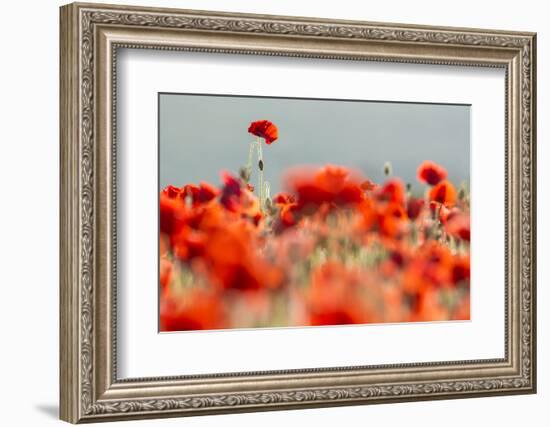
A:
[529,33,537,393]
[59,2,537,422]
[60,3,81,424]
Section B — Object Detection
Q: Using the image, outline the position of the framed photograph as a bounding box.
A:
[60,2,537,423]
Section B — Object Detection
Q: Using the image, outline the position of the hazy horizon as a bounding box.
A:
[159,93,470,195]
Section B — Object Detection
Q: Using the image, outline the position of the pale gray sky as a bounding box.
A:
[159,93,470,194]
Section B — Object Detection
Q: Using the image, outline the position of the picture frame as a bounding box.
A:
[59,2,537,423]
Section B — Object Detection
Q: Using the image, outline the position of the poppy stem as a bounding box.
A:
[257,136,265,210]
[245,140,255,182]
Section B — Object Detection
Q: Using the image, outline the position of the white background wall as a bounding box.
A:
[0,1,546,426]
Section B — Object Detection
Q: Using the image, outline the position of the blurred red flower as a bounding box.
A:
[160,288,227,331]
[273,192,300,229]
[429,180,457,207]
[407,197,425,220]
[306,262,373,326]
[162,184,183,199]
[203,222,284,291]
[451,255,470,284]
[403,241,454,294]
[286,165,365,210]
[377,178,406,206]
[378,201,407,238]
[220,172,243,212]
[183,182,219,206]
[159,191,186,235]
[445,212,471,241]
[248,120,278,144]
[171,225,207,261]
[273,192,295,205]
[417,161,448,186]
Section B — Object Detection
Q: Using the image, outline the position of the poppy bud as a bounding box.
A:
[239,167,250,182]
[384,161,392,177]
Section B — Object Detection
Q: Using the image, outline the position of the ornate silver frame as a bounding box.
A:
[60,2,537,423]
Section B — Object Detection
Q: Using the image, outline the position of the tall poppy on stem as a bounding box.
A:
[247,120,278,210]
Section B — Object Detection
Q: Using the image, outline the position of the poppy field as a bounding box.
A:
[159,117,470,332]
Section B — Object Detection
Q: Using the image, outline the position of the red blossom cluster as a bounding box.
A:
[159,159,470,331]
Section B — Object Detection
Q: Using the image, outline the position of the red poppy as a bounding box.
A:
[451,255,470,284]
[248,120,278,144]
[183,182,219,206]
[306,262,373,326]
[403,241,454,293]
[159,191,186,235]
[162,184,182,199]
[445,213,470,241]
[286,165,365,210]
[379,248,407,278]
[378,202,407,238]
[170,225,207,261]
[376,178,406,206]
[182,183,199,201]
[273,192,296,205]
[201,221,283,291]
[279,203,300,228]
[417,161,448,186]
[160,288,227,331]
[407,198,424,220]
[272,192,299,229]
[220,172,242,212]
[198,182,219,203]
[429,180,457,207]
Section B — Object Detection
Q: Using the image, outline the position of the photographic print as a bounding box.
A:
[158,93,471,332]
